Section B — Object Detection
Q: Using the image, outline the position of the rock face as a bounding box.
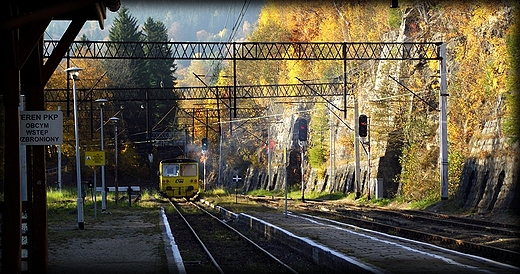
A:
[456,109,519,214]
[237,3,519,213]
[241,111,519,214]
[241,112,370,198]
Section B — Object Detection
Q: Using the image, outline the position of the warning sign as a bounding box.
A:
[20,111,63,145]
[85,151,105,166]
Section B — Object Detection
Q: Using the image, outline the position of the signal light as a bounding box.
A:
[298,119,308,141]
[201,138,208,151]
[359,114,368,137]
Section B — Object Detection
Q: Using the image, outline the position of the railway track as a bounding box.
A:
[244,195,520,267]
[165,198,334,274]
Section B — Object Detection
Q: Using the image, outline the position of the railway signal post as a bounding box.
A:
[359,115,371,200]
[202,138,208,191]
[233,175,241,204]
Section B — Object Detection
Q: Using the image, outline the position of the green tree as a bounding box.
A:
[142,17,177,88]
[142,17,179,140]
[105,6,147,88]
[103,6,174,183]
[108,6,142,42]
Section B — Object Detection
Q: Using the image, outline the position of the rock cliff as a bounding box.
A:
[455,96,519,214]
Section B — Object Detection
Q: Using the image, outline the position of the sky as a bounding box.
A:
[45,0,265,42]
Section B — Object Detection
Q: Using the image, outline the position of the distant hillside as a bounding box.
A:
[45,0,264,42]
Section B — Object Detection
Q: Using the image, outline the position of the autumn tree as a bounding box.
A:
[308,104,330,173]
[44,57,115,187]
[207,0,517,201]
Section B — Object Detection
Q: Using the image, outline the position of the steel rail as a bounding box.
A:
[168,199,224,274]
[302,200,520,237]
[327,208,520,265]
[188,200,300,274]
[245,195,520,266]
[291,201,520,266]
[362,208,520,237]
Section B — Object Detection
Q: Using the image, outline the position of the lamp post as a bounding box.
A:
[110,116,120,206]
[95,98,108,212]
[65,66,84,230]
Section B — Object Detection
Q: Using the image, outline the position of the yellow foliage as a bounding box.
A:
[216,1,516,199]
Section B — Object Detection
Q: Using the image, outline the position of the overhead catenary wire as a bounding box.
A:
[228,0,251,42]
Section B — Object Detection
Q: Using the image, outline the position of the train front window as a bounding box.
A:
[163,164,179,176]
[181,164,197,176]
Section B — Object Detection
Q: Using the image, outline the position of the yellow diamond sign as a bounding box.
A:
[85,151,105,166]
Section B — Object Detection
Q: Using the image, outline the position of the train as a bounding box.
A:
[159,158,201,198]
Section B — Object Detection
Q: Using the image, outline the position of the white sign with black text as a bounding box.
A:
[20,111,63,145]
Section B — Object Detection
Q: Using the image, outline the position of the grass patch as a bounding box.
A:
[371,198,393,207]
[201,188,230,196]
[47,187,166,229]
[246,188,283,197]
[246,188,348,201]
[47,187,166,248]
[408,194,440,210]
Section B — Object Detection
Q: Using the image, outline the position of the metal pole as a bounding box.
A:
[329,104,333,191]
[219,133,223,188]
[93,168,97,220]
[203,151,207,191]
[343,43,347,119]
[367,116,371,200]
[58,106,62,191]
[439,43,449,200]
[20,95,27,201]
[284,148,288,217]
[148,153,153,189]
[96,99,107,212]
[204,110,208,191]
[114,120,119,205]
[300,143,305,203]
[267,105,271,189]
[354,99,361,199]
[110,116,120,205]
[334,123,337,191]
[68,68,84,230]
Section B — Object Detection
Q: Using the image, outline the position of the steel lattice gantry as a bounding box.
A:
[45,82,346,102]
[44,41,442,60]
[43,40,449,200]
[45,82,346,140]
[43,40,442,117]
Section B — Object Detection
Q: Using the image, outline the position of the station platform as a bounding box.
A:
[202,199,519,274]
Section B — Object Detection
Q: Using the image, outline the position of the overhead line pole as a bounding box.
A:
[343,44,348,119]
[354,99,361,199]
[439,43,449,200]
